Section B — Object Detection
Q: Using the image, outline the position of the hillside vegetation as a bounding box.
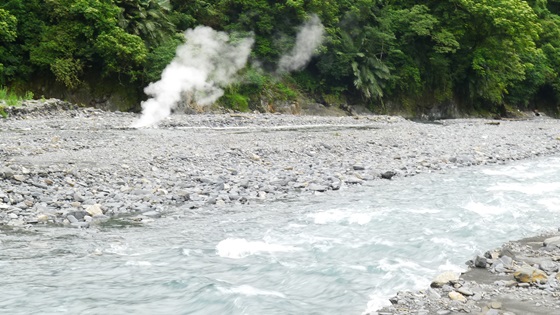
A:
[1,0,560,117]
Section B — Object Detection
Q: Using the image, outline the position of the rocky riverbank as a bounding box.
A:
[1,100,557,228]
[374,232,560,315]
[1,100,560,314]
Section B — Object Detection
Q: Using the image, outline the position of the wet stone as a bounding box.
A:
[431,272,460,288]
[85,204,103,217]
[68,211,88,221]
[308,184,328,192]
[142,211,161,218]
[66,215,79,223]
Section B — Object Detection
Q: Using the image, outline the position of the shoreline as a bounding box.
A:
[1,101,560,313]
[374,231,560,315]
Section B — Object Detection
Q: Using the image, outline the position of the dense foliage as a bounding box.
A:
[1,0,560,115]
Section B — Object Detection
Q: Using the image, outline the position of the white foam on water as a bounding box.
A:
[308,209,373,225]
[481,165,537,179]
[348,213,373,225]
[371,238,396,247]
[363,257,465,314]
[344,264,367,272]
[218,284,286,298]
[407,208,441,214]
[363,270,431,314]
[482,160,560,180]
[287,223,307,229]
[463,201,508,217]
[430,237,456,247]
[125,260,152,267]
[216,238,302,259]
[104,243,137,256]
[308,209,347,224]
[378,258,432,274]
[420,227,434,236]
[488,182,560,195]
[437,260,466,273]
[537,198,560,211]
[363,292,392,315]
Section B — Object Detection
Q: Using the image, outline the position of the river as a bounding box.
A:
[2,156,560,314]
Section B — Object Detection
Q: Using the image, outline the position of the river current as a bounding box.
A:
[2,156,560,314]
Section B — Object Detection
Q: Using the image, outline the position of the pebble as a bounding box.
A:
[544,236,560,247]
[13,175,27,182]
[474,255,488,268]
[490,301,502,309]
[514,266,548,283]
[85,204,104,217]
[448,291,467,302]
[457,288,474,296]
[431,272,460,288]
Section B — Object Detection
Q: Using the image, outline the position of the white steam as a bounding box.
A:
[277,14,324,73]
[132,15,324,128]
[132,26,254,128]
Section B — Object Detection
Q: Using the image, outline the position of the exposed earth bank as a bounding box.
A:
[1,100,560,314]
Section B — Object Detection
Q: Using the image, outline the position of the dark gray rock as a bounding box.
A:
[381,171,396,180]
[475,255,488,268]
[68,211,88,221]
[353,164,365,171]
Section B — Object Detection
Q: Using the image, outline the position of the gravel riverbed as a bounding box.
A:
[2,100,560,314]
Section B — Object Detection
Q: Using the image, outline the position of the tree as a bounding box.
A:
[24,0,151,88]
[0,9,17,42]
[114,0,175,47]
[383,3,459,102]
[0,8,17,80]
[94,27,148,81]
[316,1,393,105]
[450,0,541,105]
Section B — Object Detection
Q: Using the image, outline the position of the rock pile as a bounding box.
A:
[375,234,560,315]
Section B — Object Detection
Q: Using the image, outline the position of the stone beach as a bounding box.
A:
[375,233,560,315]
[2,99,560,314]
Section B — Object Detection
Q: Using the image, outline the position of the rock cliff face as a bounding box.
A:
[20,76,553,119]
[25,73,141,112]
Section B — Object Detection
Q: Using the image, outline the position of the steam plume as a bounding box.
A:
[132,26,254,128]
[277,15,324,73]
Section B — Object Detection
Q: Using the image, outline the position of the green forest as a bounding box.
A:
[1,0,560,117]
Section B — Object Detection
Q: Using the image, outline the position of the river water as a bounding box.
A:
[2,156,560,315]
